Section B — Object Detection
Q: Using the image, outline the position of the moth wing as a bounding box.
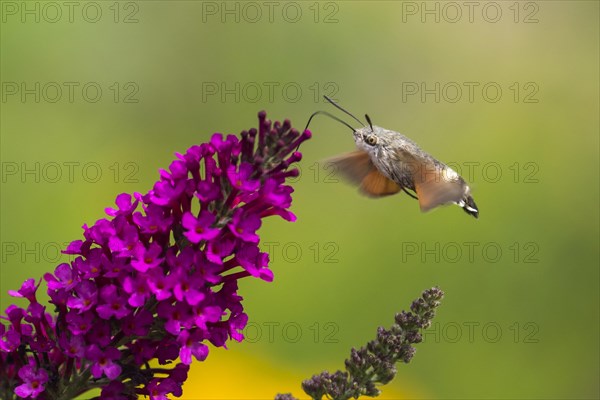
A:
[327,150,374,185]
[396,148,465,212]
[327,150,401,198]
[359,169,401,197]
[415,179,465,212]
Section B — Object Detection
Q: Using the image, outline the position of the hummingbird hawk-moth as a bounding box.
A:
[306,96,479,218]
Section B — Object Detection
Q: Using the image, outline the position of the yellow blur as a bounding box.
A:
[182,347,419,399]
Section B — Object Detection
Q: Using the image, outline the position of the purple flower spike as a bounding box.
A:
[0,111,310,399]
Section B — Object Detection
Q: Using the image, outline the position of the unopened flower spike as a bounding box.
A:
[276,287,445,400]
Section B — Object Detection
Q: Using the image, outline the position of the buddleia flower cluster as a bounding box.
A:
[0,112,311,399]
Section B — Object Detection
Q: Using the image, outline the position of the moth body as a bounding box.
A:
[331,125,479,218]
[308,96,479,218]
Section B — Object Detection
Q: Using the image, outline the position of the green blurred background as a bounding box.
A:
[1,1,598,398]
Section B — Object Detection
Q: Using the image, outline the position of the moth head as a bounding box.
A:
[353,125,393,154]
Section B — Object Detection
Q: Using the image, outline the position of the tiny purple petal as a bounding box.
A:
[182,211,220,243]
[228,210,261,243]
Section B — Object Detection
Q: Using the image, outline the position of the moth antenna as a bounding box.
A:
[365,114,374,132]
[304,111,356,133]
[323,95,366,127]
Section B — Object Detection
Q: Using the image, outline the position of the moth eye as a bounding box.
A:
[365,135,378,146]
